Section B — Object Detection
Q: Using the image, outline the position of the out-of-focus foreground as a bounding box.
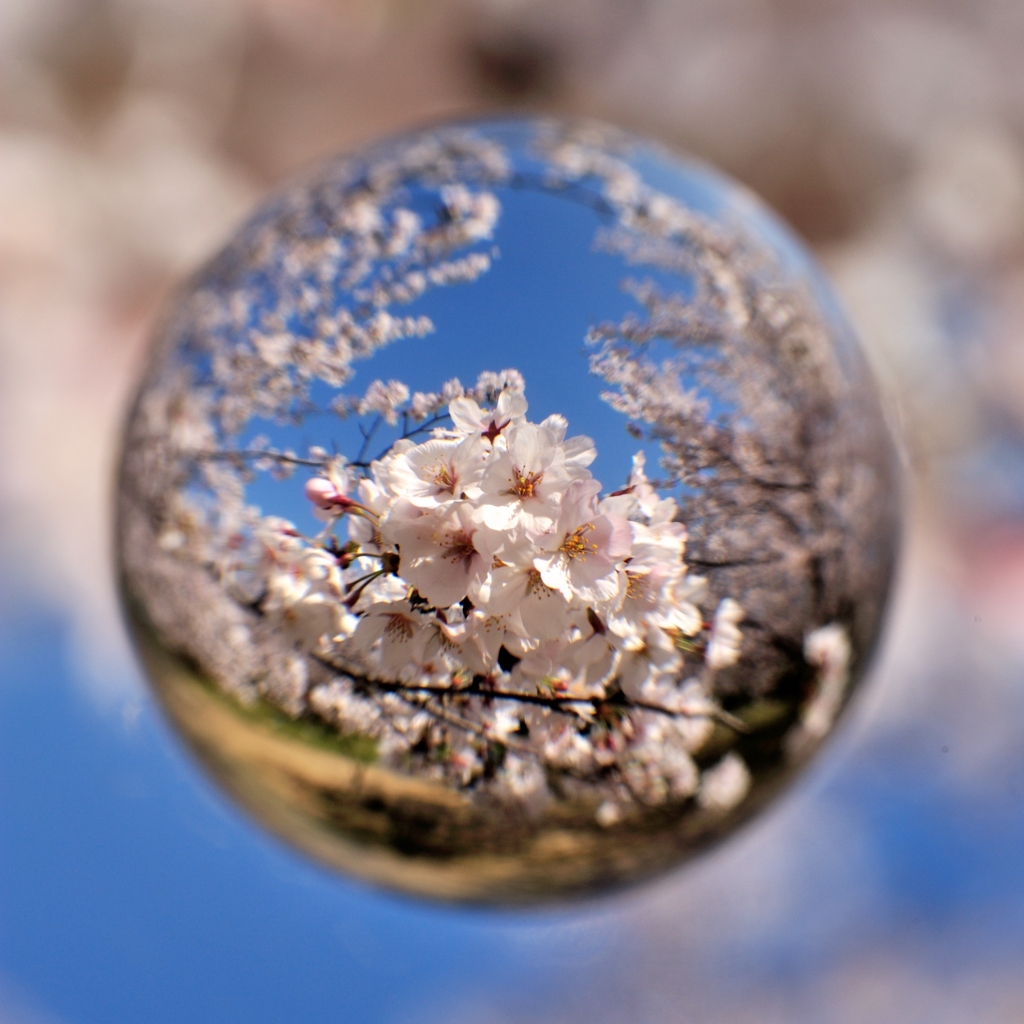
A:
[2,2,1024,1023]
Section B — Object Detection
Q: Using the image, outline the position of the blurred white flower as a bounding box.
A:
[697,752,751,812]
[705,597,744,670]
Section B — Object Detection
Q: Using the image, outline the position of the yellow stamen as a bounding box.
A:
[510,468,543,498]
[432,463,455,491]
[625,572,645,600]
[442,530,475,563]
[560,523,597,560]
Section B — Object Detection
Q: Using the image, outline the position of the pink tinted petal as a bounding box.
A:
[603,514,634,560]
[448,396,485,434]
[562,434,597,470]
[404,557,473,609]
[495,389,528,423]
[557,478,601,530]
[519,581,569,642]
[509,422,553,473]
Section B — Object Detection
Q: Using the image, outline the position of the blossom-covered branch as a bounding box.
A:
[118,121,891,831]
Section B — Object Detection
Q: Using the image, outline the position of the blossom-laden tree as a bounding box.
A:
[119,120,895,837]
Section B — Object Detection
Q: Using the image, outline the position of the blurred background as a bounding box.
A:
[3,1,1024,1021]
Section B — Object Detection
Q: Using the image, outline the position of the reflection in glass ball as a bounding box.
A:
[117,117,899,903]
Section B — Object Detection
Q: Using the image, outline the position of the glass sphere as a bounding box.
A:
[117,117,899,903]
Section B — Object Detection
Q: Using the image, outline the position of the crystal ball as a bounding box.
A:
[117,117,899,903]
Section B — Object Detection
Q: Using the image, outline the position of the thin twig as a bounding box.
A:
[192,408,456,474]
[193,449,324,468]
[355,413,382,463]
[369,410,452,461]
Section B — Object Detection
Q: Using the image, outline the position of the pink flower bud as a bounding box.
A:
[304,477,336,506]
[305,477,353,512]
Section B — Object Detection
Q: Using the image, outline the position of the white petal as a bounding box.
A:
[448,396,485,434]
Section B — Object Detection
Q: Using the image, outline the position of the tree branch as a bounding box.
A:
[311,651,748,731]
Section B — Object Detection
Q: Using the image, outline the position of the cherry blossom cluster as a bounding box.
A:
[315,379,708,698]
[221,369,751,808]
[121,123,868,824]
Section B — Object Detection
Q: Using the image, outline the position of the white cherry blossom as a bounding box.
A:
[262,547,344,650]
[705,597,745,670]
[382,499,499,609]
[530,478,632,605]
[373,433,488,508]
[357,379,410,424]
[161,363,750,805]
[482,562,571,643]
[477,420,596,531]
[448,386,527,441]
[349,600,428,676]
